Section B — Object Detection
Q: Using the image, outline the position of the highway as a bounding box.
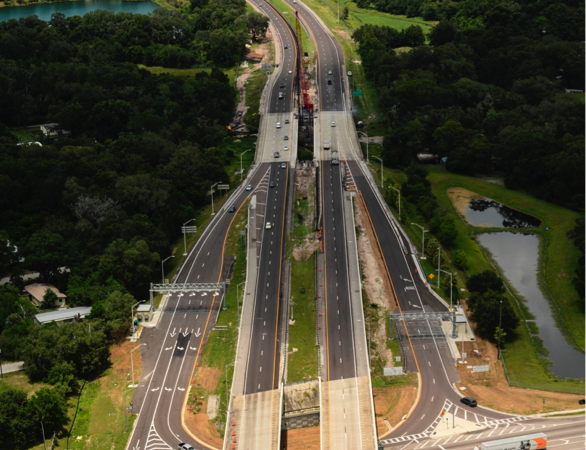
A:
[127,166,270,450]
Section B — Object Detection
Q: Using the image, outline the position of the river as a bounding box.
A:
[478,232,584,379]
[0,0,159,22]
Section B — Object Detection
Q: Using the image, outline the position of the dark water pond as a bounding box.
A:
[0,0,159,22]
[466,198,541,228]
[478,232,584,379]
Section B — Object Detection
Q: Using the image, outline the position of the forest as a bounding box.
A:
[354,0,584,211]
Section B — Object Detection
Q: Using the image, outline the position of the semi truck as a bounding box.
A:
[479,433,547,450]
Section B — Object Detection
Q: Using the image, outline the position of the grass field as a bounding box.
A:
[0,371,49,396]
[137,64,237,82]
[11,129,36,141]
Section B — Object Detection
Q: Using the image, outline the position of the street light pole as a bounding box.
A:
[411,223,427,259]
[437,246,441,288]
[373,156,383,188]
[358,131,368,162]
[498,297,503,360]
[439,269,453,309]
[211,181,222,215]
[130,344,146,387]
[240,150,251,181]
[182,218,196,256]
[388,186,401,220]
[161,255,174,284]
[236,281,245,326]
[131,300,145,339]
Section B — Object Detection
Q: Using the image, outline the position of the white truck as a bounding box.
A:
[331,150,339,165]
[479,433,547,450]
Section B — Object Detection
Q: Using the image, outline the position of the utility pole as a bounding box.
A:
[437,246,441,288]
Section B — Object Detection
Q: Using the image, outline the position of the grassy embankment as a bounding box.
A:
[286,174,318,382]
[371,164,584,394]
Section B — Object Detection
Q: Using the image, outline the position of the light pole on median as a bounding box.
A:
[240,150,251,181]
[211,181,222,215]
[131,300,145,339]
[182,218,196,256]
[411,223,428,259]
[130,344,146,387]
[439,269,453,309]
[357,131,368,162]
[161,255,174,284]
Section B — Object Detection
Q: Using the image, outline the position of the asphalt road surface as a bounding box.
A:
[127,165,271,450]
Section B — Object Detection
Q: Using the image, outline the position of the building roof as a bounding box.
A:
[24,283,67,302]
[35,306,92,324]
[137,304,152,313]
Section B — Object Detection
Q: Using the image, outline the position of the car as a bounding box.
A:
[327,80,332,85]
[228,205,236,213]
[328,70,333,75]
[274,151,280,158]
[246,184,252,191]
[269,181,276,188]
[285,119,290,124]
[331,121,336,127]
[284,135,288,140]
[288,70,293,74]
[460,397,477,407]
[278,92,284,99]
[280,162,287,169]
[280,83,286,88]
[283,145,289,151]
[276,122,281,128]
[265,222,272,229]
[284,44,288,49]
[178,444,196,450]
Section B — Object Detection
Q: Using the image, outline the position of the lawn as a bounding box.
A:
[0,371,49,396]
[11,129,36,141]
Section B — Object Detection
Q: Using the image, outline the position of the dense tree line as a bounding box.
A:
[354,0,584,211]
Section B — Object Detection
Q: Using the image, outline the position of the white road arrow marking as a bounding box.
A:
[165,387,172,391]
[165,347,172,351]
[412,304,422,308]
[151,387,159,392]
[132,440,141,450]
[170,328,177,337]
[195,328,202,337]
[177,347,184,351]
[182,329,189,337]
[178,387,185,391]
[190,347,197,351]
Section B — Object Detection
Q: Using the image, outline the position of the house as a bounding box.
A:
[35,306,92,325]
[24,283,67,308]
[40,123,70,137]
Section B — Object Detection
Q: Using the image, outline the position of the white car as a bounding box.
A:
[288,70,293,74]
[276,122,281,128]
[283,146,289,151]
[246,184,252,191]
[265,222,272,229]
[331,121,336,127]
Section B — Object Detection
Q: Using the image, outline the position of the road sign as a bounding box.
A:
[182,226,197,233]
[384,367,403,376]
[429,273,435,279]
[217,184,230,190]
[352,89,362,97]
[472,365,489,373]
[395,356,401,362]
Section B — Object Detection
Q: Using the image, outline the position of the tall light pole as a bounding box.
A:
[388,186,401,220]
[373,156,383,188]
[131,300,145,339]
[439,269,453,309]
[161,255,174,284]
[182,218,196,256]
[210,181,222,215]
[498,289,503,360]
[240,150,251,181]
[236,281,245,326]
[357,131,368,162]
[130,344,146,387]
[437,245,441,288]
[411,223,427,259]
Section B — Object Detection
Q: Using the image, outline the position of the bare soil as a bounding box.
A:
[184,367,223,448]
[373,379,418,436]
[333,28,352,41]
[280,426,321,449]
[446,187,485,219]
[358,135,384,146]
[454,329,585,416]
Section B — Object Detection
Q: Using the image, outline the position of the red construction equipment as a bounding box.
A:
[295,11,313,112]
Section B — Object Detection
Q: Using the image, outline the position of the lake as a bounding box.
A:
[0,0,159,22]
[478,232,584,379]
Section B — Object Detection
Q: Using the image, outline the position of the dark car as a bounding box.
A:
[269,181,276,188]
[280,83,286,88]
[228,206,236,213]
[284,44,288,49]
[460,397,477,407]
[284,135,288,140]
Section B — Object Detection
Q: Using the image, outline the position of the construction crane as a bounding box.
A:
[295,10,313,116]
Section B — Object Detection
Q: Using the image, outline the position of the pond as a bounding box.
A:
[448,187,541,228]
[478,232,584,379]
[0,0,159,22]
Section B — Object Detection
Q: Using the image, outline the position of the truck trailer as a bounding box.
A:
[480,433,547,450]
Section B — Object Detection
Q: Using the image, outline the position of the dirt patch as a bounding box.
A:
[373,375,419,436]
[108,340,142,405]
[358,135,384,146]
[280,426,321,449]
[184,367,223,448]
[293,239,320,261]
[333,28,352,41]
[446,187,485,219]
[231,35,273,132]
[454,329,584,415]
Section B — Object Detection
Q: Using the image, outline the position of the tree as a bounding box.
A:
[342,6,349,20]
[428,20,457,46]
[454,250,467,269]
[245,12,269,41]
[41,288,58,310]
[23,230,67,281]
[28,387,68,437]
[0,389,34,448]
[466,290,519,340]
[466,270,503,294]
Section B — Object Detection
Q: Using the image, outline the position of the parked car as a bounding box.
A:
[460,397,477,407]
